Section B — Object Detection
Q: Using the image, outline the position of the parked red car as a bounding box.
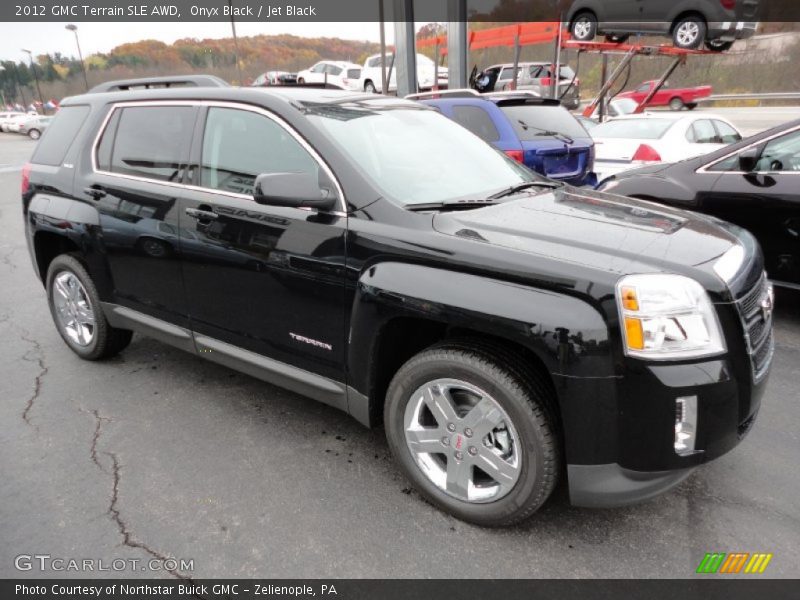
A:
[616,80,712,111]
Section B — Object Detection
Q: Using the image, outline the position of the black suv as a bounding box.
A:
[23,77,773,526]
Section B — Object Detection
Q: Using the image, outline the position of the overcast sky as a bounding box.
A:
[0,22,396,61]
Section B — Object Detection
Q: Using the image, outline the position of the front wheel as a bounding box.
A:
[384,342,560,527]
[46,255,132,360]
[672,17,706,49]
[28,129,41,140]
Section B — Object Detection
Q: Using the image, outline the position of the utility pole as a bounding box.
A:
[66,24,89,91]
[227,0,244,84]
[21,49,44,114]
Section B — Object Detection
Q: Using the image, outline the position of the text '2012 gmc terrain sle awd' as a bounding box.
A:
[22,79,774,526]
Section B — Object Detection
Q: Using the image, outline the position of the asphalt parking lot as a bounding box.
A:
[0,126,798,579]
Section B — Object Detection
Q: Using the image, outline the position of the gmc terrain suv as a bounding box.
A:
[22,77,773,526]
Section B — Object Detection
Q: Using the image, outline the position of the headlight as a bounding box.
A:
[616,274,725,359]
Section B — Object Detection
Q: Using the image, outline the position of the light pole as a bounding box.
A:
[0,66,6,108]
[227,0,244,84]
[21,49,44,114]
[66,24,89,91]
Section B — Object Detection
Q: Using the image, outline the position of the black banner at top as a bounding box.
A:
[0,0,799,22]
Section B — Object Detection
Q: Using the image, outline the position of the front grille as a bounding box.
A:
[734,274,774,383]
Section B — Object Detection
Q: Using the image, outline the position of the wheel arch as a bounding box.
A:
[33,230,81,284]
[347,261,613,428]
[669,10,708,35]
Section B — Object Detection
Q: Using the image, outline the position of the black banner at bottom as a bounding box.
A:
[3,579,800,600]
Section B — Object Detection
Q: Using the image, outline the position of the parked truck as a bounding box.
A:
[616,80,713,111]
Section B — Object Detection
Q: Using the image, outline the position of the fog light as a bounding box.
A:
[675,396,698,455]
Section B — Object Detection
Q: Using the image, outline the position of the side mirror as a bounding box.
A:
[253,172,336,211]
[737,146,760,172]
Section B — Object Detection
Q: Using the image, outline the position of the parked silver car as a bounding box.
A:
[472,62,580,109]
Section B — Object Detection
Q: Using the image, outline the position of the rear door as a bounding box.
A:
[78,102,197,327]
[179,103,348,383]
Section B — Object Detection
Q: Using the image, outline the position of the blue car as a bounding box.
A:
[420,95,595,186]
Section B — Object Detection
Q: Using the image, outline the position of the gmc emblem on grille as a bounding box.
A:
[760,289,774,323]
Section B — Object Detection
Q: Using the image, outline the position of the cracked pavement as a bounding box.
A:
[0,133,799,579]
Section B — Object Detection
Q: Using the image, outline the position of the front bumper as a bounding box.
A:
[569,463,695,507]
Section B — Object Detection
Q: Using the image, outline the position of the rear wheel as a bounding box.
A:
[705,39,734,52]
[570,12,597,42]
[384,342,560,527]
[364,80,377,93]
[672,17,706,49]
[297,77,305,84]
[669,97,685,111]
[46,255,132,360]
[28,129,41,140]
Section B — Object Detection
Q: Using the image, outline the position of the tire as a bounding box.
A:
[364,80,377,93]
[28,129,41,140]
[605,34,630,44]
[705,40,734,52]
[46,255,133,360]
[672,17,706,49]
[297,77,305,84]
[384,341,560,527]
[570,12,598,42]
[686,103,697,110]
[669,97,685,111]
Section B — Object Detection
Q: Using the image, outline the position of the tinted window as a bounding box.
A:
[714,120,742,144]
[591,118,676,139]
[200,107,319,196]
[368,56,381,67]
[347,68,361,79]
[500,104,588,139]
[691,120,718,144]
[451,105,500,143]
[30,105,90,166]
[326,65,343,76]
[107,106,195,181]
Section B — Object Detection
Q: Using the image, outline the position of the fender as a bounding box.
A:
[347,261,619,463]
[610,175,700,208]
[26,194,112,296]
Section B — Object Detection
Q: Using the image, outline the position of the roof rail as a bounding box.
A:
[405,89,480,100]
[89,75,229,93]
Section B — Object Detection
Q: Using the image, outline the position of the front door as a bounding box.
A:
[179,104,348,383]
[703,127,800,287]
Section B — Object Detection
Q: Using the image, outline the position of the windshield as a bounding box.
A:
[307,102,539,206]
[500,105,588,140]
[591,118,676,139]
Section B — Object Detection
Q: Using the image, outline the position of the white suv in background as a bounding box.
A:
[360,53,448,93]
[296,61,362,90]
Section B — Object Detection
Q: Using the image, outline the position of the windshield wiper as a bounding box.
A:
[487,181,560,200]
[517,120,574,144]
[406,199,500,212]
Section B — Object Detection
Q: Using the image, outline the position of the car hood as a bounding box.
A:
[431,186,741,291]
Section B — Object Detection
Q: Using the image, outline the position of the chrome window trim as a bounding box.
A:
[696,122,800,175]
[90,99,348,213]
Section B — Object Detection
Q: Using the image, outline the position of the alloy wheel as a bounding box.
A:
[52,271,96,347]
[675,22,700,47]
[403,378,522,503]
[573,19,593,40]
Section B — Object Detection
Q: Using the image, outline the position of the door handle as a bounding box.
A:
[185,207,218,220]
[83,186,107,200]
